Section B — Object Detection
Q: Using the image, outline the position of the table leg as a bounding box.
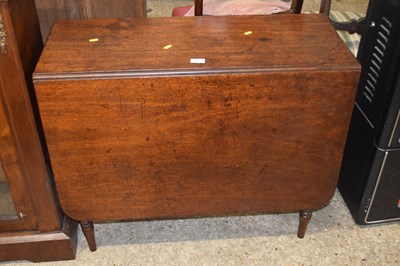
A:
[80,221,97,251]
[297,209,313,238]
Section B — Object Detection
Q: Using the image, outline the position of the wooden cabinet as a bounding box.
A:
[0,0,77,262]
[33,14,360,251]
[34,0,147,41]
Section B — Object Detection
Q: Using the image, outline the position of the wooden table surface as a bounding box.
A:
[34,14,358,79]
[34,15,360,225]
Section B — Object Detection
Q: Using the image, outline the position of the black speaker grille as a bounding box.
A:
[362,16,392,104]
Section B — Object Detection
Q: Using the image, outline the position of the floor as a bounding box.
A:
[2,0,400,265]
[2,191,399,265]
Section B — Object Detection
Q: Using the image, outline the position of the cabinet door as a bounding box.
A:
[0,1,62,232]
[0,10,37,231]
[0,91,37,231]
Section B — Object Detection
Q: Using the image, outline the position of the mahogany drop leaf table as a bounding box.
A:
[33,14,360,251]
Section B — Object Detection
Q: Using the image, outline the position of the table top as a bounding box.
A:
[34,14,359,80]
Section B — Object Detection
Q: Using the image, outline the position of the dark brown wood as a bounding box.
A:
[34,14,360,245]
[0,216,78,262]
[80,221,97,252]
[0,90,36,231]
[290,0,304,13]
[34,15,359,78]
[0,0,77,262]
[34,0,147,41]
[297,209,313,238]
[319,0,331,14]
[0,0,60,233]
[0,0,44,232]
[194,0,203,16]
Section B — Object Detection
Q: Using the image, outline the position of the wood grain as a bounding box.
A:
[34,15,360,225]
[0,216,77,262]
[35,70,359,221]
[34,15,359,79]
[0,0,61,233]
[1,0,77,261]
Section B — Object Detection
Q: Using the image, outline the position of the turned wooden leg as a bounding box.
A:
[80,221,97,251]
[297,209,313,238]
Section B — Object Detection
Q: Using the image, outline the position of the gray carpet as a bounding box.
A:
[2,190,399,265]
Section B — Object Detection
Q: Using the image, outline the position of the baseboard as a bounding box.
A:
[0,216,78,262]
